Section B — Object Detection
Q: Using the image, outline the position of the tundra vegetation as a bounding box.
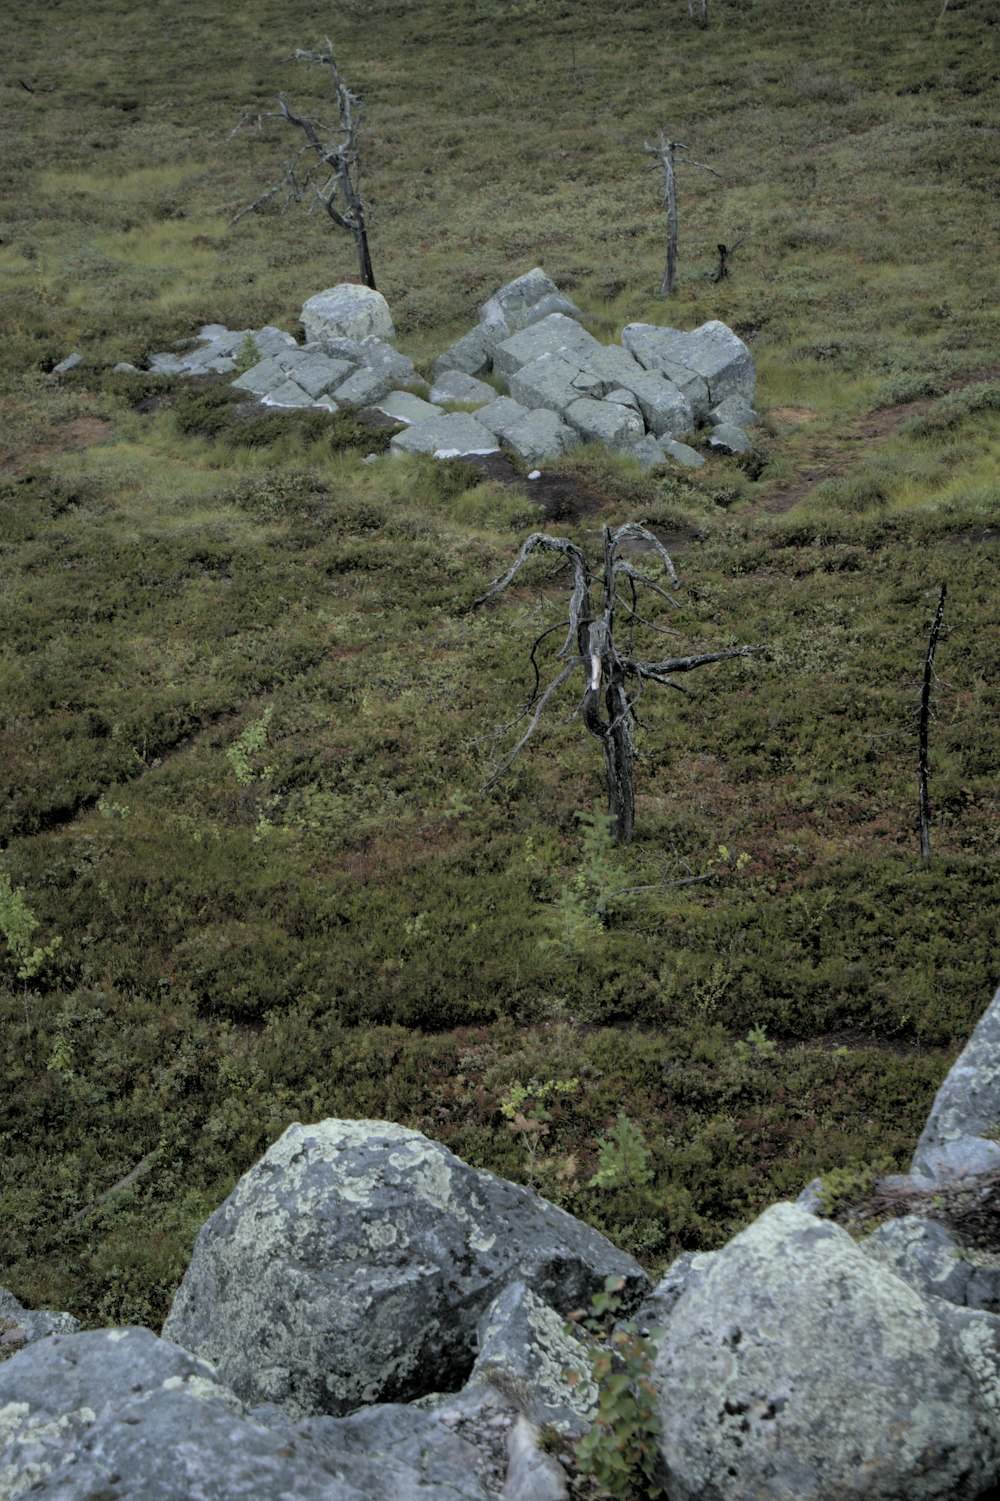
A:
[1,0,998,1331]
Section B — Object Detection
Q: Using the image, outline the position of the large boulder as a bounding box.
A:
[0,1284,78,1357]
[161,1119,648,1418]
[479,268,583,335]
[622,319,754,416]
[652,1201,1000,1501]
[390,412,501,458]
[301,284,395,344]
[508,352,605,415]
[493,314,603,381]
[913,982,1000,1179]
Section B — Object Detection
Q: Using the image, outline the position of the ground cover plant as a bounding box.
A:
[1,0,998,1330]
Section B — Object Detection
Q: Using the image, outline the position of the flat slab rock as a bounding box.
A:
[390,412,501,459]
[162,1118,648,1418]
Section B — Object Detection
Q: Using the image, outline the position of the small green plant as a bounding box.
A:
[567,1275,664,1500]
[0,871,62,984]
[234,332,262,373]
[500,1076,579,1185]
[226,708,274,787]
[589,1114,654,1190]
[733,1023,777,1063]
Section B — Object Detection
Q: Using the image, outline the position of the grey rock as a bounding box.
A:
[653,1201,1000,1500]
[604,386,643,414]
[710,394,759,427]
[627,434,669,470]
[502,1415,570,1501]
[479,268,578,335]
[795,1177,825,1213]
[198,323,229,340]
[914,983,1000,1178]
[302,284,395,344]
[493,314,603,381]
[576,345,696,435]
[474,396,534,439]
[564,397,644,452]
[375,392,445,426]
[429,370,497,406]
[622,319,754,413]
[662,438,705,468]
[632,1252,716,1337]
[503,409,580,466]
[261,377,316,409]
[508,352,604,415]
[862,1215,977,1307]
[290,1403,497,1501]
[432,325,499,380]
[111,362,138,374]
[0,1286,79,1355]
[284,353,358,400]
[162,1119,648,1418]
[709,422,754,454]
[917,1135,1000,1182]
[52,353,83,374]
[233,353,308,397]
[391,413,502,459]
[469,1281,596,1433]
[148,351,190,374]
[333,366,393,408]
[253,325,300,358]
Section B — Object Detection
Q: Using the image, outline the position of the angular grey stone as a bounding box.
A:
[112,362,138,374]
[517,292,584,329]
[622,320,754,414]
[662,438,705,468]
[917,1135,1000,1183]
[479,268,572,334]
[390,413,502,459]
[502,1415,571,1501]
[285,354,358,399]
[232,352,306,397]
[862,1216,977,1307]
[0,1285,79,1355]
[472,396,533,440]
[502,410,579,466]
[508,353,604,415]
[575,347,695,436]
[432,325,499,380]
[605,386,643,414]
[469,1282,597,1434]
[302,284,395,344]
[53,353,83,374]
[288,1402,497,1501]
[564,397,644,452]
[914,984,1000,1178]
[632,1251,717,1339]
[148,352,189,374]
[333,366,393,408]
[162,1119,648,1418]
[709,422,754,454]
[198,323,229,340]
[261,377,315,408]
[375,392,445,426]
[493,314,603,381]
[795,1178,825,1213]
[654,1202,1000,1501]
[627,434,669,470]
[429,370,497,406]
[358,335,417,386]
[710,394,759,427]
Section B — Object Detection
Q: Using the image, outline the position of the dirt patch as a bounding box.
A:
[770,406,817,424]
[3,415,116,475]
[460,450,607,526]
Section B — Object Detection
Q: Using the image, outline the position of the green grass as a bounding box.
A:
[1,0,999,1330]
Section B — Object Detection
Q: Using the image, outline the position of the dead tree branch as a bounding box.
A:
[232,39,376,289]
[918,582,947,868]
[644,133,721,296]
[473,524,763,843]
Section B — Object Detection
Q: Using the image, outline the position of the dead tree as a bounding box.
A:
[644,133,719,297]
[472,524,761,844]
[232,40,376,290]
[712,234,747,283]
[918,582,947,868]
[687,0,709,25]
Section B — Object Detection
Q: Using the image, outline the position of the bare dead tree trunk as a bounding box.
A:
[645,134,719,299]
[232,40,377,290]
[473,524,762,843]
[712,235,746,283]
[918,582,946,868]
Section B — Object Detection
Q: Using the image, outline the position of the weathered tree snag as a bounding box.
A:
[918,582,947,869]
[644,134,719,298]
[232,40,376,290]
[712,235,746,283]
[473,525,761,844]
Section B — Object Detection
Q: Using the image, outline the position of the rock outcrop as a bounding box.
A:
[6,979,1000,1500]
[142,267,759,469]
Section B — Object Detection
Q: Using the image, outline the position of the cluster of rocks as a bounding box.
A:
[5,981,1000,1500]
[136,268,759,471]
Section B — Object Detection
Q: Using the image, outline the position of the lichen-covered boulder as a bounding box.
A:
[0,1285,78,1359]
[913,983,1000,1179]
[493,315,603,381]
[429,369,496,406]
[390,412,501,458]
[162,1119,648,1418]
[508,352,605,415]
[479,268,582,335]
[564,397,644,452]
[301,284,395,344]
[622,319,754,416]
[503,408,580,466]
[653,1202,1000,1500]
[468,1281,597,1433]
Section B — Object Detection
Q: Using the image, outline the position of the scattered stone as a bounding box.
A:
[508,352,604,415]
[429,369,497,406]
[913,983,1000,1180]
[474,396,534,440]
[261,377,315,409]
[301,284,395,344]
[390,413,502,459]
[332,366,392,408]
[622,319,755,413]
[480,268,582,336]
[710,393,759,427]
[504,408,579,466]
[52,352,83,374]
[161,1119,648,1418]
[564,396,644,452]
[357,335,418,387]
[469,1281,596,1434]
[375,392,445,426]
[112,362,138,374]
[653,1201,1000,1501]
[662,438,705,468]
[432,325,500,380]
[627,433,669,470]
[709,421,754,454]
[493,314,603,380]
[285,353,359,400]
[862,1216,984,1308]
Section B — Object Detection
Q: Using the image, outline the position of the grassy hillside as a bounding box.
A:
[1,0,998,1329]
